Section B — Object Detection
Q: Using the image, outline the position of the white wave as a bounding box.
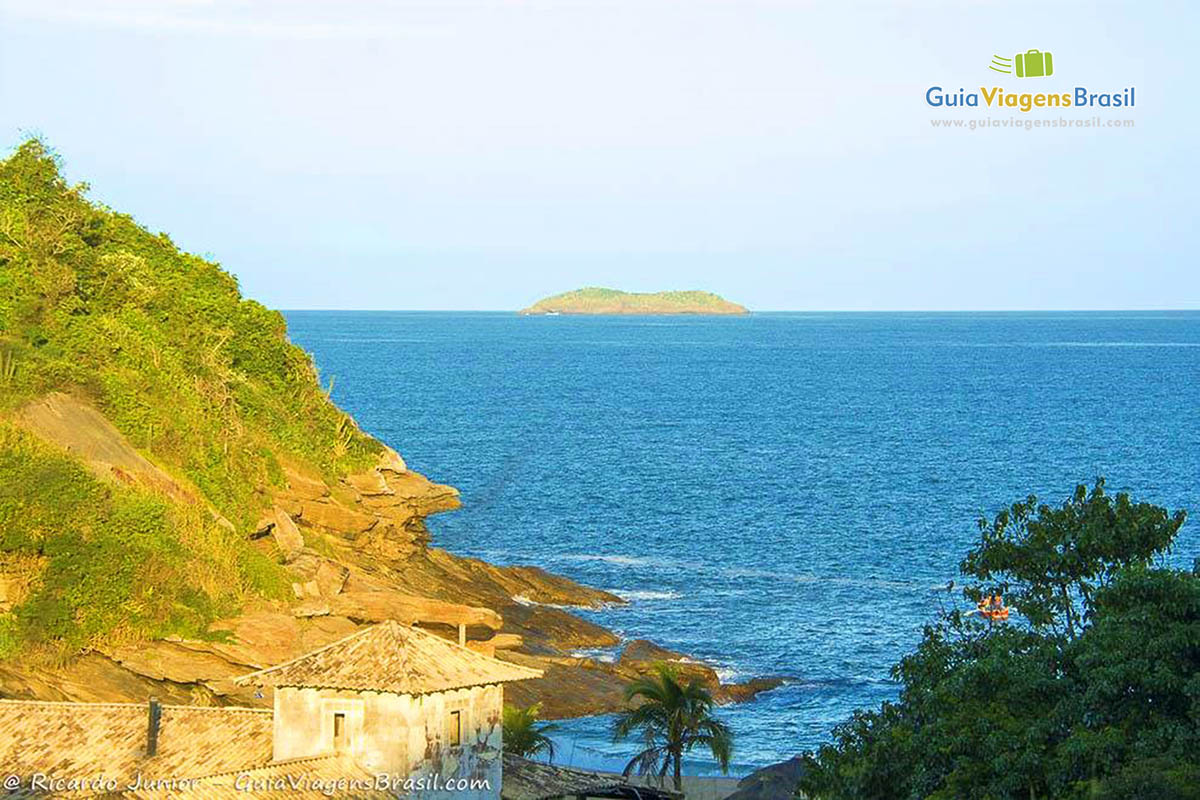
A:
[608,589,682,601]
[713,665,750,683]
[570,647,621,663]
[509,594,576,610]
[564,554,653,567]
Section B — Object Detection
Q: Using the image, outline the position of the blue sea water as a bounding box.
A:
[284,311,1200,776]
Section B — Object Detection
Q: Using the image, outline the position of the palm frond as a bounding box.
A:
[503,703,560,762]
[611,663,736,786]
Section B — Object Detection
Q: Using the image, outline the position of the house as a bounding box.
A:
[234,620,544,796]
[0,620,542,798]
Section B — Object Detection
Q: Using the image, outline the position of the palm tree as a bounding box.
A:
[612,665,733,791]
[503,703,560,761]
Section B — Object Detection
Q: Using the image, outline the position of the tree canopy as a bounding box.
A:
[797,480,1198,800]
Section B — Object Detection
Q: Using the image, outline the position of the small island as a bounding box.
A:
[521,287,749,315]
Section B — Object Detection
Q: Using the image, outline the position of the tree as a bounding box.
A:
[961,478,1184,638]
[797,481,1196,800]
[1066,567,1200,783]
[502,703,560,761]
[612,664,733,791]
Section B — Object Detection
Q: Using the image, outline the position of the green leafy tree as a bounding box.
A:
[797,481,1197,800]
[961,478,1185,637]
[502,703,560,761]
[1064,568,1200,790]
[612,664,733,791]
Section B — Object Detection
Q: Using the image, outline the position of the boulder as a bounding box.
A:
[618,639,721,687]
[292,600,331,618]
[314,561,349,597]
[291,580,320,599]
[103,641,244,685]
[355,521,425,560]
[272,509,305,560]
[377,447,407,474]
[500,652,630,719]
[299,501,378,535]
[617,639,786,704]
[344,470,393,496]
[465,641,496,657]
[487,633,524,650]
[619,639,686,665]
[377,471,461,515]
[725,756,809,800]
[714,676,787,704]
[207,610,303,668]
[329,591,503,629]
[502,603,621,650]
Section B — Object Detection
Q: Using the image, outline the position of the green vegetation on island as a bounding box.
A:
[0,140,380,657]
[520,287,748,315]
[797,480,1199,800]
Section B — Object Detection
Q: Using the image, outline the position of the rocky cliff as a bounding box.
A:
[0,141,777,718]
[1,391,777,715]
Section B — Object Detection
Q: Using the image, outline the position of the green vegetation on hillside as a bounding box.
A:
[520,287,748,315]
[0,140,380,656]
[797,480,1198,800]
[0,424,288,657]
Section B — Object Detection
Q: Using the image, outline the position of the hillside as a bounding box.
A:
[0,141,776,714]
[521,287,749,315]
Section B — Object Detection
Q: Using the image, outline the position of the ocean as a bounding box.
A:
[284,311,1200,776]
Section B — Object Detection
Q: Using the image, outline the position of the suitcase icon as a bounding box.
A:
[1015,49,1053,78]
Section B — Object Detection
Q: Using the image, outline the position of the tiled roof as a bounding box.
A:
[119,754,392,799]
[0,699,272,797]
[235,620,542,694]
[501,755,681,800]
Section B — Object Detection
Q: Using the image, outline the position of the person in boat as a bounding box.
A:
[976,593,1010,622]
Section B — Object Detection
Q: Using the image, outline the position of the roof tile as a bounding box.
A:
[235,620,542,694]
[0,700,272,796]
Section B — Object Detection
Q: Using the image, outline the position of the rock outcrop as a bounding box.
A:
[15,392,198,504]
[724,756,809,800]
[0,393,780,719]
[0,147,778,724]
[504,638,785,719]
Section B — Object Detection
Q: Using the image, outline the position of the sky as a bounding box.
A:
[0,0,1196,311]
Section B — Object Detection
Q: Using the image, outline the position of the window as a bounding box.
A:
[320,699,362,756]
[448,710,462,747]
[333,712,347,752]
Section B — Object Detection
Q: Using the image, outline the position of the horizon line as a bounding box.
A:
[276,307,1200,314]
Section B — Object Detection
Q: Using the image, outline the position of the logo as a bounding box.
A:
[990,50,1054,78]
[926,47,1134,114]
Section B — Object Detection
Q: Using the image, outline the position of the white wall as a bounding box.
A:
[273,684,505,799]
